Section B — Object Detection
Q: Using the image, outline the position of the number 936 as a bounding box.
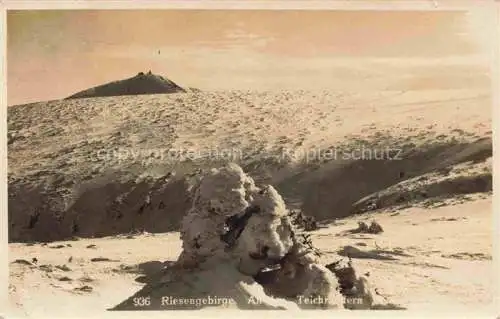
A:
[133,296,151,307]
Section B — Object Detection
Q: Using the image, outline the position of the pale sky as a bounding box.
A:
[7,9,493,106]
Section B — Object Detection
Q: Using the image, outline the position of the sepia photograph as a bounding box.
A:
[4,3,498,316]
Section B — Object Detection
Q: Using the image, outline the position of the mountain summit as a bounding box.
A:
[65,71,186,99]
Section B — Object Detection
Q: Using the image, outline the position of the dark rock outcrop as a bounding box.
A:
[8,173,192,243]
